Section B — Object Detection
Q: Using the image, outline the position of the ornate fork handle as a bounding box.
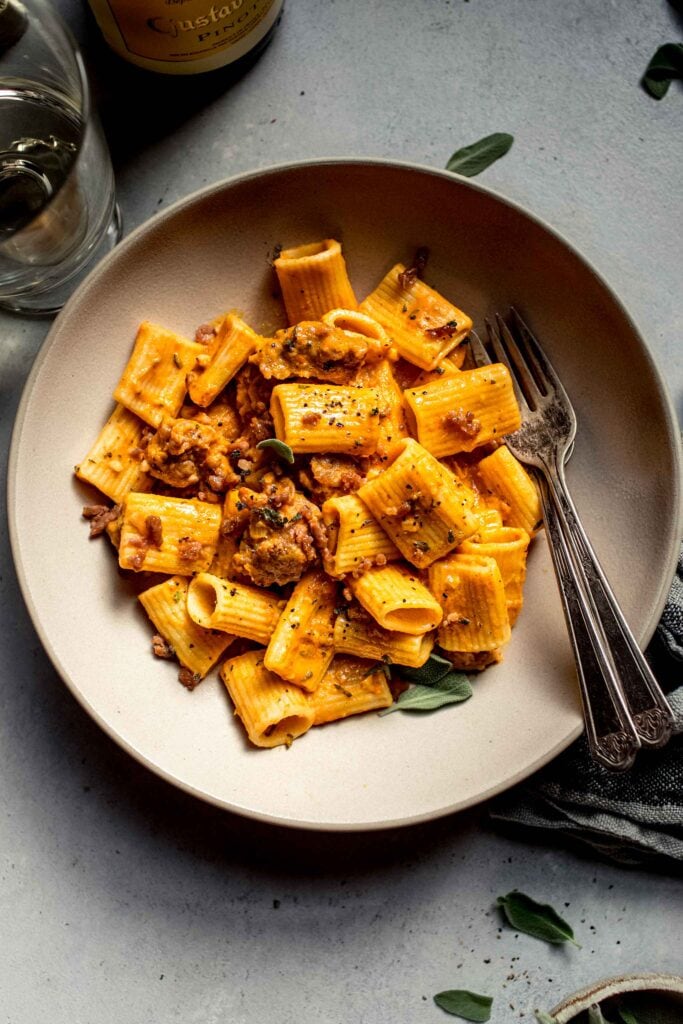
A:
[544,457,675,748]
[537,476,641,770]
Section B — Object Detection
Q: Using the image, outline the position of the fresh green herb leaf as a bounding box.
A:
[255,506,288,529]
[587,1006,618,1024]
[446,133,514,177]
[497,891,580,947]
[433,990,492,1021]
[641,43,683,99]
[379,672,472,714]
[256,438,295,464]
[616,1010,641,1024]
[534,1014,556,1024]
[395,651,453,684]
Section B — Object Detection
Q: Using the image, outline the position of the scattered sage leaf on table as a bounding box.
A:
[379,672,472,714]
[433,990,493,1022]
[534,1014,557,1024]
[641,43,683,99]
[395,651,453,684]
[256,438,295,464]
[446,132,514,177]
[497,891,581,947]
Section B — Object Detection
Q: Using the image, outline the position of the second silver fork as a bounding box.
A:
[470,311,674,771]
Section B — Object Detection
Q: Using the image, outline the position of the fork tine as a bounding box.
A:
[467,329,492,367]
[493,313,544,411]
[485,316,531,416]
[509,307,572,407]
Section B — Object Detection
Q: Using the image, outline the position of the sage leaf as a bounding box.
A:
[497,891,581,947]
[642,43,683,99]
[588,1007,618,1024]
[534,1014,556,1024]
[395,652,453,684]
[379,673,472,714]
[434,990,493,1022]
[617,1011,641,1024]
[256,438,295,464]
[446,133,514,177]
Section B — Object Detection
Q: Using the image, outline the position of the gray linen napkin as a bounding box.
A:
[489,551,683,868]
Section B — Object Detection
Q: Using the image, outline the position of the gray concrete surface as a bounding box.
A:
[1,1,682,1021]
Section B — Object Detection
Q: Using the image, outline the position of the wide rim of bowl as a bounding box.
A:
[7,157,682,831]
[549,972,683,1022]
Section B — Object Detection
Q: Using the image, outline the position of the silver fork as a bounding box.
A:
[469,309,674,771]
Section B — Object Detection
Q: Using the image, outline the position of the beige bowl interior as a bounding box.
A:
[9,160,681,829]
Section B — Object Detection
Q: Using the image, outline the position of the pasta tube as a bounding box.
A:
[429,553,511,652]
[458,525,530,625]
[321,308,392,360]
[75,403,151,504]
[351,358,409,455]
[309,656,393,725]
[264,570,338,692]
[349,564,443,635]
[270,383,382,455]
[187,314,260,407]
[322,493,400,577]
[357,437,480,568]
[220,649,315,748]
[476,444,542,535]
[333,611,434,668]
[118,493,221,574]
[404,363,521,457]
[138,576,233,679]
[275,239,357,323]
[113,321,204,427]
[186,573,285,643]
[359,263,472,370]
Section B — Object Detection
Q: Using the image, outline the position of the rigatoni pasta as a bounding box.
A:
[270,383,382,455]
[322,493,400,577]
[359,262,472,369]
[114,321,204,427]
[75,403,152,504]
[138,576,234,682]
[186,573,285,643]
[358,437,480,568]
[76,234,537,752]
[264,570,337,691]
[187,313,260,407]
[220,649,315,748]
[404,363,521,457]
[274,239,357,323]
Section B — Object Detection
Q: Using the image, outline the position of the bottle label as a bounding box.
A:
[101,0,279,63]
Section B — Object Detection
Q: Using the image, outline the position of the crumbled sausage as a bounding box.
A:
[178,538,203,562]
[398,246,429,289]
[145,515,163,548]
[425,320,458,339]
[299,454,366,503]
[146,417,234,492]
[195,322,217,344]
[152,634,175,659]
[232,485,325,587]
[82,503,121,538]
[253,321,388,383]
[178,666,202,690]
[443,408,481,438]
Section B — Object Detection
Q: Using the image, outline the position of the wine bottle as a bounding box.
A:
[86,0,284,74]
